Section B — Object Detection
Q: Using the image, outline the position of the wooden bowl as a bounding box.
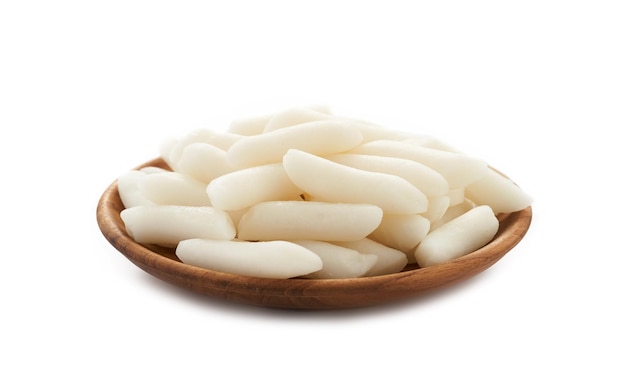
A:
[96,158,532,310]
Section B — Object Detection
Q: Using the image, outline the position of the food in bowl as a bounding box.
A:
[117,106,532,279]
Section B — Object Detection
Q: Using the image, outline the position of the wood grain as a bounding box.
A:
[96,158,532,309]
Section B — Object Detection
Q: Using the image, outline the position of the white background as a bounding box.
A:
[1,1,625,387]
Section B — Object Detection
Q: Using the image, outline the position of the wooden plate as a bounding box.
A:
[96,158,532,309]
